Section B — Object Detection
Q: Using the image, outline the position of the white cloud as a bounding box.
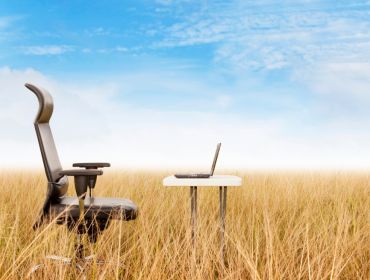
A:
[82,48,92,53]
[0,15,23,43]
[154,1,370,71]
[85,27,111,37]
[156,0,193,5]
[2,66,370,170]
[215,95,232,108]
[22,45,73,55]
[115,46,128,52]
[0,16,21,29]
[293,62,370,119]
[96,46,129,53]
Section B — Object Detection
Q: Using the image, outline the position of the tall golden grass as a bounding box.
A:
[0,170,368,279]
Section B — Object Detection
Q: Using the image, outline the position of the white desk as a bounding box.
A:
[163,175,242,263]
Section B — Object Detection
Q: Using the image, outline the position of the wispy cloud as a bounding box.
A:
[115,46,128,52]
[155,0,193,6]
[153,1,370,71]
[0,15,21,29]
[0,15,23,43]
[20,45,129,56]
[294,62,370,118]
[21,45,73,55]
[84,27,111,37]
[96,46,129,54]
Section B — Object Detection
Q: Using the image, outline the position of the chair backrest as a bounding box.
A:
[25,83,68,199]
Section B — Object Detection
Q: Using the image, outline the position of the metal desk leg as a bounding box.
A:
[219,186,227,265]
[195,186,198,219]
[190,186,198,247]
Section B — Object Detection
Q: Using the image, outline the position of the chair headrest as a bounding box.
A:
[25,83,54,124]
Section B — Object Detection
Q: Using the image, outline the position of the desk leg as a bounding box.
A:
[219,186,227,265]
[190,186,198,247]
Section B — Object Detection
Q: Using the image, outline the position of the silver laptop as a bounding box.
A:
[175,143,221,179]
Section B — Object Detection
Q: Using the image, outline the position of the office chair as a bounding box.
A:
[25,83,138,275]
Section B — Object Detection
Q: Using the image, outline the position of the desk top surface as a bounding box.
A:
[163,175,242,187]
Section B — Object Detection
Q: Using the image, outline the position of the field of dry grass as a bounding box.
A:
[0,170,369,279]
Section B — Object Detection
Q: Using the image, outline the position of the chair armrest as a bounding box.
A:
[59,169,103,198]
[72,162,110,168]
[59,169,103,176]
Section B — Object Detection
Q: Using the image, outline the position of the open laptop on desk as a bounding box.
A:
[175,143,221,179]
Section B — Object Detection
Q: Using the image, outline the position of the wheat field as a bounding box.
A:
[0,170,368,279]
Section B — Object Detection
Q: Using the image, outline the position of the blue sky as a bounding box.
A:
[1,0,370,169]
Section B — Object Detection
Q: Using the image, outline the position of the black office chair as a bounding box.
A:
[25,83,138,275]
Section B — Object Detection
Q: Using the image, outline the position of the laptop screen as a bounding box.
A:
[210,143,221,176]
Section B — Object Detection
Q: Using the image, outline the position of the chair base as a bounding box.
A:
[28,254,106,278]
[28,231,104,278]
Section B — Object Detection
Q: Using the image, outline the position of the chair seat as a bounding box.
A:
[49,196,138,221]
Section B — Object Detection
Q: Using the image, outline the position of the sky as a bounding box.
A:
[1,0,370,170]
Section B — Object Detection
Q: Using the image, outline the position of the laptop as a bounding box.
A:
[175,143,221,179]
